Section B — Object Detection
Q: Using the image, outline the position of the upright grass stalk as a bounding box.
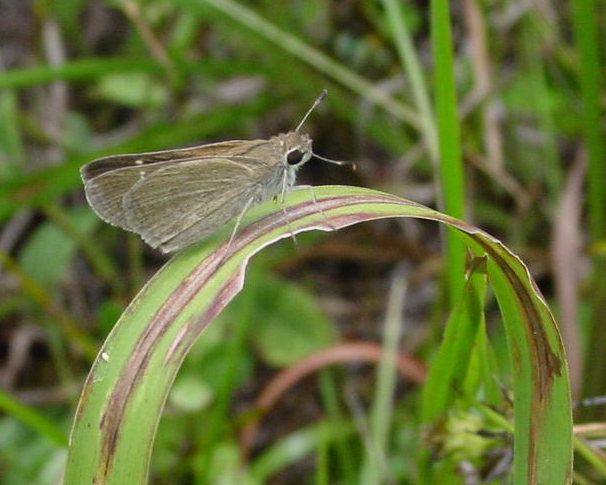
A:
[380,0,438,162]
[572,0,605,242]
[360,267,407,484]
[420,259,487,423]
[572,0,606,417]
[318,370,357,482]
[430,0,466,303]
[522,17,562,200]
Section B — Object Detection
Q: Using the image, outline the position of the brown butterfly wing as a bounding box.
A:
[83,159,180,231]
[81,140,273,232]
[81,140,267,179]
[122,156,285,252]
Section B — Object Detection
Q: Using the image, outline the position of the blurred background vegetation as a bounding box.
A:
[0,0,603,483]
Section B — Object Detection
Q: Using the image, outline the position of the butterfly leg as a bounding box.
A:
[292,185,337,231]
[279,169,288,204]
[280,203,299,248]
[276,170,298,247]
[224,195,256,254]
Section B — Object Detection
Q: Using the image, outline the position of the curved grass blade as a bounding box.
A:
[64,186,572,485]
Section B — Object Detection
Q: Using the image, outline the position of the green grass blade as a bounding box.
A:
[360,267,407,484]
[63,186,571,485]
[0,58,162,89]
[430,0,466,303]
[381,0,438,161]
[487,258,571,485]
[0,389,67,447]
[572,0,606,419]
[420,258,487,423]
[572,0,605,241]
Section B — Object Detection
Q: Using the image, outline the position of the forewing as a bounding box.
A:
[123,156,281,251]
[80,139,268,180]
[81,140,276,230]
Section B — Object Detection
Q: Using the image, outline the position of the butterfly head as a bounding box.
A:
[277,131,313,169]
[276,91,355,172]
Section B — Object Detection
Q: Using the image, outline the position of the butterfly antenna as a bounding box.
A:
[295,89,328,132]
[312,152,357,170]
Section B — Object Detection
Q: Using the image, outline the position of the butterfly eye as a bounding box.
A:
[287,149,306,166]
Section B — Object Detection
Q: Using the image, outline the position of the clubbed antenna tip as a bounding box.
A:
[295,89,328,133]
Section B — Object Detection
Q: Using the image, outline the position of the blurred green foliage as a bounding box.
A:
[0,0,603,483]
